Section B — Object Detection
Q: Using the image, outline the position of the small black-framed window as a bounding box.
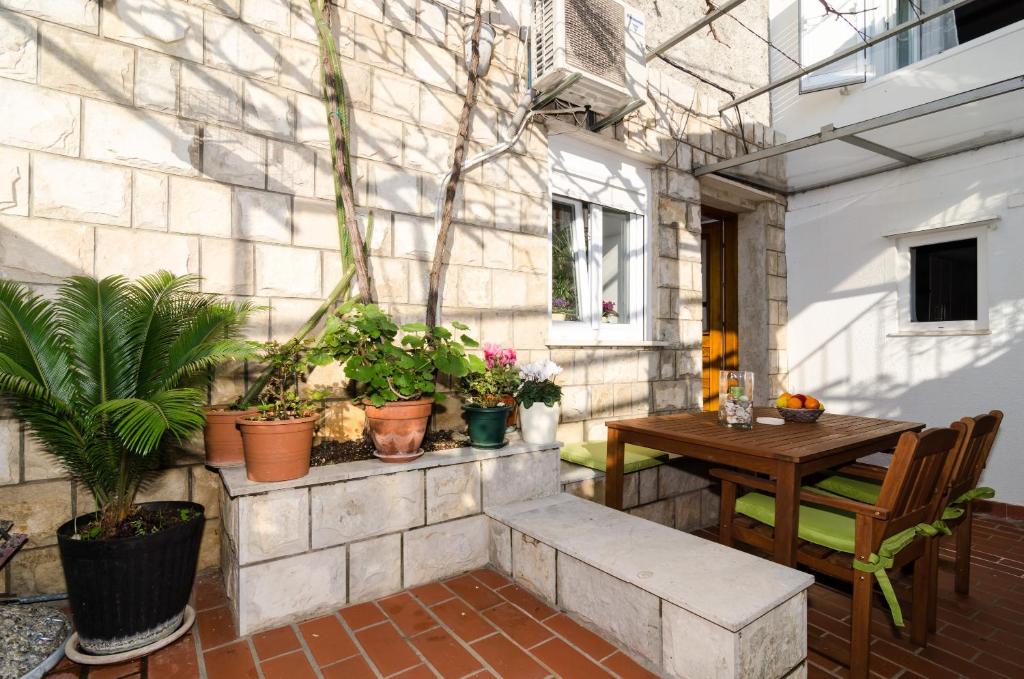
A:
[910,238,978,323]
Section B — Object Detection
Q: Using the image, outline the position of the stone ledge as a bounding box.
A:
[219,440,560,497]
[486,493,813,632]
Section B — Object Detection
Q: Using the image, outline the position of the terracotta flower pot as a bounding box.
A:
[499,395,518,429]
[203,407,257,468]
[363,397,434,462]
[237,415,317,482]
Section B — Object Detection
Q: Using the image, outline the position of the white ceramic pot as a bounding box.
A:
[518,402,560,444]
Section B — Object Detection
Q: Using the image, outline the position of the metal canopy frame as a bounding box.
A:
[693,75,1024,192]
[644,0,750,63]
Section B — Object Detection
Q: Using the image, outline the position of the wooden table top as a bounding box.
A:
[607,408,925,463]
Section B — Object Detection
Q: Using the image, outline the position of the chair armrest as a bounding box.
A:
[831,462,887,482]
[800,488,890,520]
[710,468,778,494]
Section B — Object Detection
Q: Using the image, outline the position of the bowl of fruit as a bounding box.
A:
[775,392,825,423]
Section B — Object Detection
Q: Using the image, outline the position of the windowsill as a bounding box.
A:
[546,340,671,348]
[888,329,991,338]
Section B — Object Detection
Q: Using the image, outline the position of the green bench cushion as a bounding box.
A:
[560,441,669,474]
[814,474,882,505]
[734,491,916,556]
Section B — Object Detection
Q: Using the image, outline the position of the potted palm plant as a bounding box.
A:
[517,359,563,444]
[461,346,521,449]
[0,273,255,656]
[236,340,325,482]
[314,302,483,462]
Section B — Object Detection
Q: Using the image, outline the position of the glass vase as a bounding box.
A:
[719,370,754,429]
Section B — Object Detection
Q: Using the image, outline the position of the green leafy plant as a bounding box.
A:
[0,273,256,536]
[314,302,484,407]
[245,340,326,421]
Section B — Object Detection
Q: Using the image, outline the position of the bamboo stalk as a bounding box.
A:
[425,0,484,328]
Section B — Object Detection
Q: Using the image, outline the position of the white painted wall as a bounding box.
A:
[785,138,1024,503]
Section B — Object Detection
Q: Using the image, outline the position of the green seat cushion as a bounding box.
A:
[560,441,669,474]
[735,491,916,555]
[814,474,882,505]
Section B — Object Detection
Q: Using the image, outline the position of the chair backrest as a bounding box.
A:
[948,410,1003,501]
[874,427,963,539]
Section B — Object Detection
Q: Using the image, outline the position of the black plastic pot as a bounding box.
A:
[56,501,204,655]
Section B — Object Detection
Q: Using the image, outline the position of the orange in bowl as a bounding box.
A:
[786,396,804,409]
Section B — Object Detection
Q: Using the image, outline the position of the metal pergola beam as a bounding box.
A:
[719,0,983,112]
[645,0,750,63]
[839,133,920,164]
[693,75,1024,177]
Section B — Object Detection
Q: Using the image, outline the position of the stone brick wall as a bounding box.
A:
[0,0,789,594]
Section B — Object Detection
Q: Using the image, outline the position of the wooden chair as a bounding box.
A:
[814,411,1003,630]
[712,427,963,679]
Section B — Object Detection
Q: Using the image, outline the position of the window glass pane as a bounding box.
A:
[601,208,631,324]
[911,238,977,322]
[551,202,584,321]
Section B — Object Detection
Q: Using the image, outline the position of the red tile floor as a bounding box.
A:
[45,566,658,679]
[45,513,1024,679]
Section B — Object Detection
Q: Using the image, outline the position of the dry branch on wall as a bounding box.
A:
[425,0,484,329]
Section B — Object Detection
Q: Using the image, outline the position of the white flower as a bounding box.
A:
[519,359,562,383]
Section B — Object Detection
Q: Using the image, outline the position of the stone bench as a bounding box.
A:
[487,493,814,679]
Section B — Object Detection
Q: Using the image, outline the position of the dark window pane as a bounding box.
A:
[911,238,977,323]
[955,0,1024,45]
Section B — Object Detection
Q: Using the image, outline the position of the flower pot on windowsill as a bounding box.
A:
[237,415,317,482]
[518,402,560,444]
[463,404,512,449]
[203,406,257,468]
[551,312,567,322]
[363,397,434,463]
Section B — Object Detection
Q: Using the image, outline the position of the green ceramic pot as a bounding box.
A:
[463,404,512,449]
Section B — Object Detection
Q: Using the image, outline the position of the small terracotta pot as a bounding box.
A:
[363,398,434,462]
[237,415,317,482]
[499,395,518,429]
[203,407,257,468]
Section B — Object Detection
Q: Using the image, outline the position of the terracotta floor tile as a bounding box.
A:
[464,672,498,679]
[355,621,422,676]
[260,650,318,679]
[482,602,552,648]
[203,640,259,679]
[545,613,616,660]
[431,597,496,643]
[495,584,556,621]
[196,605,238,649]
[470,568,511,590]
[340,601,387,630]
[87,660,141,679]
[378,591,439,636]
[445,574,503,610]
[410,581,455,606]
[147,633,200,679]
[410,627,483,678]
[392,666,438,678]
[471,633,548,679]
[601,651,662,679]
[193,573,229,611]
[298,615,359,666]
[320,654,377,679]
[531,637,614,679]
[251,625,300,660]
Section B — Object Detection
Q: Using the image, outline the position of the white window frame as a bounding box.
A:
[891,219,994,335]
[548,197,648,345]
[798,0,868,93]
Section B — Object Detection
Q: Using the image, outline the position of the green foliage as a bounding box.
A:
[245,339,327,421]
[518,380,562,409]
[0,273,256,536]
[313,302,483,408]
[461,364,521,408]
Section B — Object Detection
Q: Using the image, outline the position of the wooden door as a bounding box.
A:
[701,208,739,411]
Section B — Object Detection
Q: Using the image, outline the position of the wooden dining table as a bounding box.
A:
[605,408,925,567]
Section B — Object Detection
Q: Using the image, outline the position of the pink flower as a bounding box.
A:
[483,343,516,368]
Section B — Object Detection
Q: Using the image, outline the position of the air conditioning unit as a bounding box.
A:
[532,0,647,114]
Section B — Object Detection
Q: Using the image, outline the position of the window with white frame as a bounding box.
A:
[548,135,650,344]
[892,219,993,334]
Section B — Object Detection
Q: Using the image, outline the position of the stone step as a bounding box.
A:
[486,493,813,679]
